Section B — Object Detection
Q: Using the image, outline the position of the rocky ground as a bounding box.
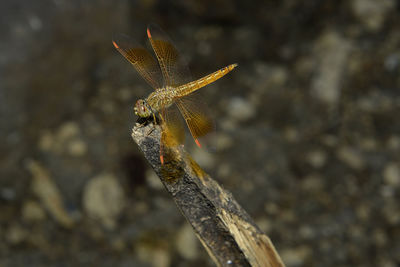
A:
[1,0,399,266]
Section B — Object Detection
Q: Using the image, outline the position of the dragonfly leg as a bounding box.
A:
[144,112,158,136]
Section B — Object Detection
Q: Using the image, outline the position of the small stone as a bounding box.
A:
[378,260,397,267]
[352,0,395,31]
[40,121,84,154]
[284,127,299,142]
[28,15,42,31]
[360,138,377,150]
[383,163,400,186]
[58,121,80,140]
[146,170,164,190]
[268,67,288,86]
[384,53,400,72]
[280,246,311,266]
[311,31,351,104]
[387,135,400,150]
[191,148,215,169]
[135,201,149,215]
[337,146,365,170]
[301,174,324,191]
[117,87,133,101]
[321,134,338,147]
[264,203,279,214]
[68,138,87,156]
[176,223,199,260]
[226,97,256,121]
[382,203,400,225]
[151,248,171,267]
[136,244,170,267]
[83,173,125,229]
[38,131,54,151]
[6,224,27,245]
[101,102,115,115]
[111,237,126,252]
[255,217,271,233]
[356,203,371,221]
[217,163,231,178]
[307,150,327,168]
[0,187,16,201]
[216,133,233,150]
[299,225,314,239]
[27,160,74,228]
[22,200,46,222]
[373,228,388,246]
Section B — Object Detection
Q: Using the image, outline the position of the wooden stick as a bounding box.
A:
[131,122,285,267]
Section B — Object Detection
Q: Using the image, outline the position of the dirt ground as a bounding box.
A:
[1,0,399,266]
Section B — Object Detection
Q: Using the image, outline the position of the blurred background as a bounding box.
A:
[1,0,400,266]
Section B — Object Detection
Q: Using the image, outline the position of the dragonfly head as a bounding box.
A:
[134,99,152,118]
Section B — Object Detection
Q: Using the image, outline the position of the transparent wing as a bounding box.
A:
[146,25,216,150]
[160,126,185,180]
[113,33,163,89]
[160,103,185,147]
[174,92,216,151]
[146,24,192,87]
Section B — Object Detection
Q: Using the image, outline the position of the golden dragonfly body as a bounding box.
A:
[113,24,237,163]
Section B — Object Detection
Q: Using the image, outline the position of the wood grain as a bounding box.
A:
[131,122,285,267]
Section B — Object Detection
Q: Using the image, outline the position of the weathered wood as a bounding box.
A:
[131,122,285,267]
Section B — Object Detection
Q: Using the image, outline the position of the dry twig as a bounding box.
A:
[131,122,285,267]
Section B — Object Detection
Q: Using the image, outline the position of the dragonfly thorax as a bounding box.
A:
[134,99,153,118]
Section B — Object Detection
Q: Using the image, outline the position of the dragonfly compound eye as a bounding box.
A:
[135,99,152,118]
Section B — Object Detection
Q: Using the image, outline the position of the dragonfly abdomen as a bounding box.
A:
[176,63,238,96]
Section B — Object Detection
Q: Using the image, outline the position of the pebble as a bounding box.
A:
[387,135,400,150]
[280,246,311,266]
[336,146,365,170]
[146,169,164,190]
[38,130,54,152]
[284,127,299,142]
[6,224,27,245]
[301,174,324,192]
[191,148,215,169]
[136,244,170,267]
[373,228,388,247]
[117,86,133,101]
[83,173,125,229]
[226,97,256,122]
[38,121,87,157]
[67,138,87,156]
[216,133,233,150]
[58,121,80,140]
[311,31,351,105]
[299,225,315,239]
[351,0,395,31]
[0,187,16,201]
[27,160,74,228]
[176,223,199,260]
[307,150,327,168]
[356,203,371,220]
[22,200,46,222]
[382,203,400,225]
[255,217,272,233]
[383,163,400,186]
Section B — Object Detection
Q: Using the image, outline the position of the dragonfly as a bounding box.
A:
[113,24,237,164]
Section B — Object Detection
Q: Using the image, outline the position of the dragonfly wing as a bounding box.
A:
[174,92,216,151]
[160,103,186,147]
[113,33,163,89]
[147,24,192,87]
[159,104,185,165]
